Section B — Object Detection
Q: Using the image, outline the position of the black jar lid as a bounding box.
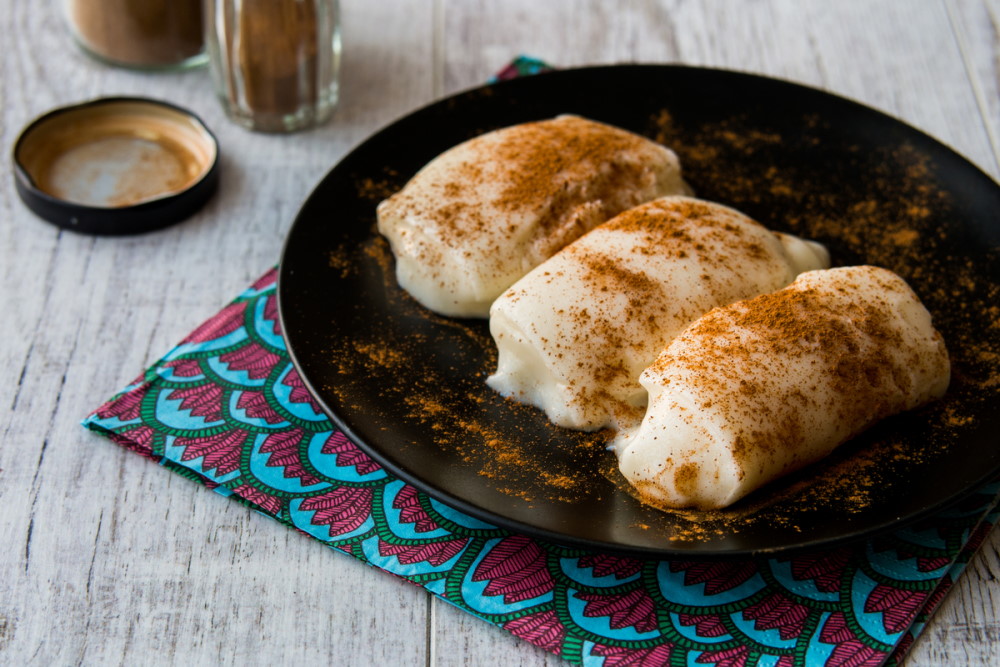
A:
[12,97,219,235]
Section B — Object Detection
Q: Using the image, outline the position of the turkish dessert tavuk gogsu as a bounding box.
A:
[376,116,950,511]
[613,265,949,510]
[376,115,689,318]
[486,196,829,432]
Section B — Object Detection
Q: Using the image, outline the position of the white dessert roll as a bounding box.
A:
[614,265,951,510]
[376,115,689,317]
[486,196,830,431]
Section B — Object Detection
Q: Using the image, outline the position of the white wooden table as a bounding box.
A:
[2,0,998,664]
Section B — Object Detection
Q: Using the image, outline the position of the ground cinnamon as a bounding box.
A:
[237,1,319,115]
[209,0,340,132]
[66,0,204,68]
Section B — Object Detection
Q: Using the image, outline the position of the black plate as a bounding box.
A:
[278,65,1000,558]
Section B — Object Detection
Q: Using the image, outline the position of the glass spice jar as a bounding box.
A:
[64,0,207,70]
[204,0,341,133]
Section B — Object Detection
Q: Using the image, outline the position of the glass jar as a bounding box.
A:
[64,0,207,70]
[205,0,341,133]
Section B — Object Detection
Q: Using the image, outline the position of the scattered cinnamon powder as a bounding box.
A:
[328,245,353,278]
[355,170,399,201]
[888,228,920,246]
[322,231,606,504]
[363,235,396,276]
[352,341,407,369]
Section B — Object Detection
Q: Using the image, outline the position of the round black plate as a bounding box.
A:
[278,65,1000,558]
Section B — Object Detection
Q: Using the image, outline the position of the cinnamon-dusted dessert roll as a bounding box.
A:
[614,265,951,510]
[487,196,829,431]
[377,115,689,317]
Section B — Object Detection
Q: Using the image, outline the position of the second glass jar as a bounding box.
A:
[205,0,341,133]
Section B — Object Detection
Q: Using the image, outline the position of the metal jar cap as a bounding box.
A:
[12,97,219,235]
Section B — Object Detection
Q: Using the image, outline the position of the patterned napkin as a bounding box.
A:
[84,58,1000,666]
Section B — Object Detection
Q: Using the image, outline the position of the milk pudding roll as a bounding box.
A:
[376,115,689,317]
[614,265,951,510]
[487,196,830,430]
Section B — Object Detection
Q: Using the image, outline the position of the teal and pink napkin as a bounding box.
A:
[84,58,1000,666]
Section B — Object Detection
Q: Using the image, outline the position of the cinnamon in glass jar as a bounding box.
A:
[205,0,342,133]
[64,0,206,70]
